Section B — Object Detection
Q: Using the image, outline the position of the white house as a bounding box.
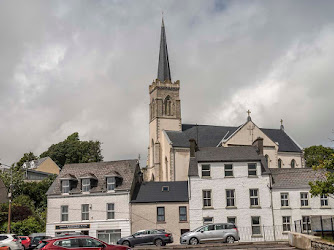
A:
[46,160,141,244]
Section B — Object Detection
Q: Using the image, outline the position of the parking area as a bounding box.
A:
[134,241,297,249]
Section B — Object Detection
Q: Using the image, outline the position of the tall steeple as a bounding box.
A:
[157,17,171,82]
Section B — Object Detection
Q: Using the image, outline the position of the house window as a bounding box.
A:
[179,206,187,222]
[162,186,169,192]
[226,189,235,207]
[278,159,282,168]
[300,192,309,207]
[107,177,116,191]
[282,216,291,232]
[302,216,311,232]
[251,216,261,235]
[81,204,89,220]
[265,155,269,167]
[250,189,259,207]
[203,217,213,224]
[97,229,121,245]
[321,194,329,207]
[224,164,233,177]
[157,207,165,222]
[227,217,236,225]
[62,180,70,194]
[248,163,257,176]
[61,205,68,222]
[82,179,90,192]
[107,203,115,219]
[201,165,211,177]
[280,193,289,207]
[203,190,212,208]
[291,159,296,168]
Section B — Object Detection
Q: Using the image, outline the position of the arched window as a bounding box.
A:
[164,96,172,116]
[265,154,269,167]
[278,159,282,168]
[151,139,154,167]
[151,174,155,181]
[291,159,296,168]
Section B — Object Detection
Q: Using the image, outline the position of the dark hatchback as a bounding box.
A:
[117,229,173,247]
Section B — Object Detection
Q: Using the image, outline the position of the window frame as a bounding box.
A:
[107,177,116,191]
[302,216,311,232]
[201,164,211,178]
[107,203,115,220]
[82,178,91,192]
[202,190,212,208]
[278,158,282,168]
[62,180,70,194]
[227,217,237,225]
[282,216,291,232]
[61,205,69,222]
[224,164,233,177]
[280,193,289,208]
[226,189,236,208]
[251,216,261,236]
[248,163,257,177]
[291,159,296,168]
[81,204,89,221]
[300,192,309,207]
[249,189,259,207]
[320,194,329,207]
[203,217,213,224]
[179,206,187,222]
[157,207,165,222]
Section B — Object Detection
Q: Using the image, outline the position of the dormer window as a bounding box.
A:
[82,179,91,192]
[107,177,116,191]
[162,186,169,192]
[62,180,70,194]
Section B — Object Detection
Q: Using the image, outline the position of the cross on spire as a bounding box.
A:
[157,15,171,82]
[280,119,284,130]
[247,110,252,122]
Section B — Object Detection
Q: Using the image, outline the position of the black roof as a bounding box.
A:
[157,18,171,82]
[166,124,301,153]
[131,181,188,203]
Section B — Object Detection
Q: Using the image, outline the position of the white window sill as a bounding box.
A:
[280,206,291,209]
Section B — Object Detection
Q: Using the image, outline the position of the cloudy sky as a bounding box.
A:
[1,0,334,166]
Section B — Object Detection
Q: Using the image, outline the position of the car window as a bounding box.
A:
[0,236,8,241]
[81,238,104,247]
[55,239,71,247]
[133,231,145,236]
[32,237,43,244]
[13,235,19,240]
[215,224,225,230]
[36,242,49,249]
[226,224,235,229]
[202,225,215,231]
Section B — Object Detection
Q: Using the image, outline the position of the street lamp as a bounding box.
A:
[0,162,13,233]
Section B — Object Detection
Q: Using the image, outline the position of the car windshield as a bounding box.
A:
[192,226,204,232]
[36,241,49,249]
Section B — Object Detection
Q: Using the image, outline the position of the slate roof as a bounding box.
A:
[157,17,171,82]
[131,181,188,203]
[270,168,326,189]
[24,157,49,169]
[166,124,302,153]
[189,146,270,176]
[47,160,139,195]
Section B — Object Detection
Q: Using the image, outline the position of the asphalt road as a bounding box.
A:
[134,242,298,249]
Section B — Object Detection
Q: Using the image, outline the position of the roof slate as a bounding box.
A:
[166,124,301,153]
[131,181,188,203]
[47,160,138,195]
[270,168,326,189]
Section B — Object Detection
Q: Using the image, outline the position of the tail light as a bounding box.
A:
[164,234,171,237]
[13,239,18,242]
[233,227,238,232]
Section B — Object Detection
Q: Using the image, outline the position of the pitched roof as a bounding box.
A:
[24,157,50,168]
[270,168,326,189]
[157,17,171,82]
[188,146,270,176]
[166,124,302,153]
[47,160,139,195]
[131,181,188,203]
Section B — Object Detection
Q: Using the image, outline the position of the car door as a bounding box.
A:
[131,231,148,245]
[199,224,215,242]
[79,238,105,250]
[213,224,226,241]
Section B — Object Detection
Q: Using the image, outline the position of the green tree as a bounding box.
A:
[304,145,334,168]
[40,132,103,168]
[16,152,37,167]
[309,153,334,196]
[0,165,25,198]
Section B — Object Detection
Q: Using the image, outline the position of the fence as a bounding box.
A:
[237,225,292,242]
[310,215,334,240]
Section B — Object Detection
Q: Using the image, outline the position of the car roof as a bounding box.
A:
[47,235,95,241]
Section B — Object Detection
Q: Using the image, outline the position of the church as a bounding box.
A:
[143,19,305,182]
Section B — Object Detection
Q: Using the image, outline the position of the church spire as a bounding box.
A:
[157,16,171,82]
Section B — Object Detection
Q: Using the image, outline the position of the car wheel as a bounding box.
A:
[155,238,163,246]
[189,237,199,245]
[226,236,235,243]
[122,241,131,247]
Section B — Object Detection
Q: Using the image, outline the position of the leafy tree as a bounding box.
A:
[304,145,334,168]
[40,132,103,168]
[3,216,44,235]
[16,152,37,167]
[309,153,334,196]
[0,165,25,198]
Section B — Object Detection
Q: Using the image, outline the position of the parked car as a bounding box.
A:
[36,235,131,250]
[117,229,173,247]
[0,234,24,250]
[28,233,50,249]
[180,223,240,245]
[19,236,31,249]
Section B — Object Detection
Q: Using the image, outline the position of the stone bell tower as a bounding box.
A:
[146,17,182,181]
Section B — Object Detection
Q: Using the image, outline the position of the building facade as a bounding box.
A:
[23,157,60,181]
[46,160,140,244]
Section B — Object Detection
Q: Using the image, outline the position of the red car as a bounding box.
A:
[37,235,131,250]
[19,236,31,249]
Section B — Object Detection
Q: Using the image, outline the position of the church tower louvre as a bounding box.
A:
[146,17,182,182]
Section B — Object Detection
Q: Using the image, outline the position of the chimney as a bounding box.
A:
[189,139,198,157]
[252,137,264,155]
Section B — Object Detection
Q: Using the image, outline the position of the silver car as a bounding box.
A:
[180,223,240,245]
[0,234,24,250]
